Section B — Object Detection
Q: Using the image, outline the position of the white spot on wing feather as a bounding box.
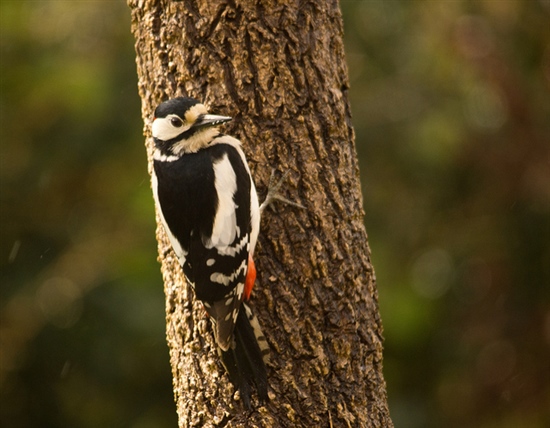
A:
[209,259,247,286]
[237,282,244,299]
[216,234,248,257]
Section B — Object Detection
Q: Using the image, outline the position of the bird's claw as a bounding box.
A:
[259,169,305,213]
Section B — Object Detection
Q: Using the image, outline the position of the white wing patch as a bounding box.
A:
[210,135,260,257]
[207,154,238,250]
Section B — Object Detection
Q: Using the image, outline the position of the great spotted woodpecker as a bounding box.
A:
[151,97,269,408]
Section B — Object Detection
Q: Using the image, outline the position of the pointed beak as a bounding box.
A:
[193,114,232,130]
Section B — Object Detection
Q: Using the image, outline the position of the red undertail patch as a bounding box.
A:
[244,255,256,301]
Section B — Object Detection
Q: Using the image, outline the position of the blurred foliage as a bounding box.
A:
[0,1,548,427]
[342,1,550,427]
[1,1,175,427]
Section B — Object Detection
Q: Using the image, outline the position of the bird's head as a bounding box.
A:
[152,97,232,155]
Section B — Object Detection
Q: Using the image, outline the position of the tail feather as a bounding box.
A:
[219,303,268,408]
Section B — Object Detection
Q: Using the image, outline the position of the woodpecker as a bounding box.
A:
[151,97,269,408]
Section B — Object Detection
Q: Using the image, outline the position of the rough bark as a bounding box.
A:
[128,0,392,426]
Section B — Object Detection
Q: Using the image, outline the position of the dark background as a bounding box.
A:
[1,1,548,427]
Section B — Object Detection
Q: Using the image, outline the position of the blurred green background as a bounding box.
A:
[1,1,548,427]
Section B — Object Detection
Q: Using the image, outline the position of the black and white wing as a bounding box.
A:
[153,139,259,351]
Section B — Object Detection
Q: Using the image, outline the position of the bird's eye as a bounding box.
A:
[170,117,183,128]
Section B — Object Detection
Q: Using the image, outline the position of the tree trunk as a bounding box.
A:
[128,0,392,426]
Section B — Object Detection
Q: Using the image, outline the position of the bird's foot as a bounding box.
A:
[259,169,305,214]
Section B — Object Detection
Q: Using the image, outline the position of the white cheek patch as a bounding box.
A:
[152,115,190,141]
